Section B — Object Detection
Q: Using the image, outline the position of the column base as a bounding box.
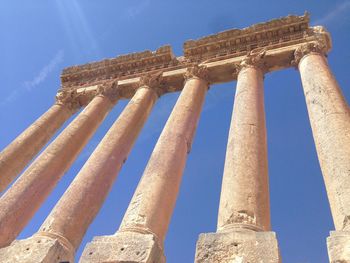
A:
[195,229,281,263]
[0,235,74,263]
[327,230,350,262]
[79,231,165,263]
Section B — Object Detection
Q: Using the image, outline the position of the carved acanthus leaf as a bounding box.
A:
[292,41,328,67]
[241,49,267,71]
[96,79,119,103]
[55,90,80,111]
[184,65,209,83]
[139,71,164,96]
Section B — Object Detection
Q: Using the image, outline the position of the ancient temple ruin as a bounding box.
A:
[0,13,349,262]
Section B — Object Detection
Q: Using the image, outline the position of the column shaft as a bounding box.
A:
[0,103,72,192]
[195,52,280,263]
[39,86,157,251]
[0,95,114,248]
[299,52,350,231]
[119,76,208,241]
[217,66,270,231]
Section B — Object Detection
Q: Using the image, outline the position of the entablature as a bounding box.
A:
[58,13,332,106]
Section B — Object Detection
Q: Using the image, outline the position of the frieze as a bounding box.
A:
[58,13,332,105]
[183,13,310,62]
[61,45,176,89]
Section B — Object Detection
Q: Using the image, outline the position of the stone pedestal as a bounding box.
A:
[0,235,74,263]
[80,232,165,263]
[195,229,280,263]
[327,231,350,262]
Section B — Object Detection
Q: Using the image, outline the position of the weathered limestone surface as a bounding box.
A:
[35,83,158,261]
[297,46,350,262]
[0,235,73,263]
[60,14,331,105]
[80,66,208,263]
[0,94,114,248]
[327,231,350,262]
[218,52,270,232]
[195,230,280,263]
[1,14,347,263]
[297,46,350,232]
[80,232,165,263]
[195,53,280,263]
[0,103,73,192]
[119,67,208,240]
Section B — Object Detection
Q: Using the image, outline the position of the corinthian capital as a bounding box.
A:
[139,71,164,97]
[293,41,328,67]
[96,79,119,103]
[55,90,80,111]
[184,65,209,83]
[239,49,267,72]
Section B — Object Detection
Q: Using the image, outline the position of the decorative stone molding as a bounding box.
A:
[58,13,332,104]
[55,90,80,111]
[292,41,328,67]
[61,45,176,89]
[95,80,119,103]
[184,65,209,84]
[235,49,267,74]
[139,71,165,97]
[36,231,75,255]
[119,226,161,244]
[184,12,310,62]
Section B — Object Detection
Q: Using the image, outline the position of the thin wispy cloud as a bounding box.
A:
[313,1,350,26]
[0,50,64,106]
[123,0,150,20]
[24,50,64,90]
[55,0,101,57]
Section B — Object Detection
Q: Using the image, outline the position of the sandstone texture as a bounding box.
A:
[195,229,280,263]
[0,94,114,248]
[327,231,350,262]
[0,235,73,263]
[79,232,165,263]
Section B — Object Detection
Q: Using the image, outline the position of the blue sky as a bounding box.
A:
[0,1,350,262]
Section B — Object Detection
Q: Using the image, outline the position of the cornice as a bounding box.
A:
[57,13,333,106]
[183,13,310,62]
[61,45,176,90]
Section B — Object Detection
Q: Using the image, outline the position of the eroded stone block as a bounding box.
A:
[327,231,350,262]
[79,231,165,263]
[195,229,280,263]
[0,236,73,263]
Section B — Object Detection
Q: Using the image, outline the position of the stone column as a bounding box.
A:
[294,42,350,262]
[0,75,161,263]
[0,90,78,192]
[195,51,280,263]
[0,81,118,249]
[80,66,209,263]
